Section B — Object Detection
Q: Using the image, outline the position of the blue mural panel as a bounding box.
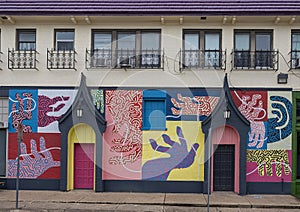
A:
[9,89,38,133]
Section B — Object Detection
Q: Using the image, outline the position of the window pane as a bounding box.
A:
[141,32,160,50]
[117,33,135,50]
[205,33,219,50]
[93,33,112,49]
[56,31,74,41]
[19,32,35,42]
[184,33,199,50]
[19,43,36,50]
[57,42,74,51]
[235,33,250,50]
[292,33,300,51]
[256,33,271,50]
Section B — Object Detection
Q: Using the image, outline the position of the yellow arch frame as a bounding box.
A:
[67,123,96,190]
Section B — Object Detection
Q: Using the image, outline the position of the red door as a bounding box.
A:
[74,144,95,189]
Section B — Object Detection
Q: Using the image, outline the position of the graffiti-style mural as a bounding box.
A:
[38,90,76,132]
[232,90,292,183]
[8,133,60,179]
[9,89,38,133]
[91,89,105,114]
[267,92,292,150]
[103,90,143,180]
[246,150,292,182]
[232,90,268,149]
[142,121,204,181]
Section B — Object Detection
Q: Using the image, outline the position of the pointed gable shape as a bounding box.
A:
[59,73,106,133]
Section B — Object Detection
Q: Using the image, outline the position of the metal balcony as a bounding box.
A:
[85,49,164,69]
[232,50,279,71]
[8,49,38,70]
[289,50,300,69]
[180,49,226,70]
[47,49,76,70]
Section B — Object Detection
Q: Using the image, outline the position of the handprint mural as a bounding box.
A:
[8,133,61,179]
[142,121,204,181]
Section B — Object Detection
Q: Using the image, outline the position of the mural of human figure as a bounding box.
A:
[142,126,199,180]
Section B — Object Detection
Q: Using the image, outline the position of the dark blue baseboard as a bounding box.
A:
[246,182,291,194]
[6,179,60,190]
[102,180,203,193]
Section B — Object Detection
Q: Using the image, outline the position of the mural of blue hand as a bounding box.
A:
[142,126,199,180]
[267,96,292,143]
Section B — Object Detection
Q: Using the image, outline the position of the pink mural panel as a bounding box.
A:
[8,133,61,179]
[246,150,292,182]
[103,90,142,180]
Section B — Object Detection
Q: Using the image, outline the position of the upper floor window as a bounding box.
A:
[182,30,225,69]
[291,30,300,69]
[87,30,162,69]
[16,29,36,50]
[233,30,278,70]
[55,29,74,50]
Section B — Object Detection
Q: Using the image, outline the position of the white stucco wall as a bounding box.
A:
[0,16,299,90]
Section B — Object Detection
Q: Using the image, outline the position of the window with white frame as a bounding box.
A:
[233,30,276,69]
[183,30,222,69]
[55,29,74,51]
[89,30,161,69]
[291,30,300,69]
[16,29,36,50]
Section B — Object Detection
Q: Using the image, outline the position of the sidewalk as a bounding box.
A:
[1,189,300,211]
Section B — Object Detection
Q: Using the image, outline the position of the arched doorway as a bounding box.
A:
[67,123,96,190]
[211,125,240,193]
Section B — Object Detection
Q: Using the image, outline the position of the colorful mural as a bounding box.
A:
[142,121,204,181]
[9,89,38,133]
[38,90,76,132]
[232,90,292,182]
[103,90,143,180]
[7,89,77,179]
[91,89,105,114]
[7,133,61,179]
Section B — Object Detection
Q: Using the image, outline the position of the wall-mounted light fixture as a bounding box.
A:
[76,107,83,118]
[277,73,288,84]
[224,108,231,119]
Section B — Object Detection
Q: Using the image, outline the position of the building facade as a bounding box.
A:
[0,0,299,195]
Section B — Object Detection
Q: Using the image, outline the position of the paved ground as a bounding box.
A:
[0,190,300,211]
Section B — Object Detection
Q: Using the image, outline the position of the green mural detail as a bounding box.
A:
[91,89,104,113]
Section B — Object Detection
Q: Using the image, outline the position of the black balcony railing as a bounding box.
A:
[8,49,37,70]
[86,49,164,69]
[289,50,300,69]
[232,50,279,70]
[180,49,226,70]
[47,49,76,70]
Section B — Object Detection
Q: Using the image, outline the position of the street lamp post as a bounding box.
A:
[16,123,23,209]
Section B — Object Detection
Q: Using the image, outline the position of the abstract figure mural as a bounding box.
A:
[8,133,61,179]
[232,91,267,149]
[38,90,76,133]
[267,95,292,144]
[232,90,292,182]
[103,90,143,180]
[142,126,200,180]
[170,93,219,120]
[9,90,38,133]
[246,149,292,182]
[142,121,204,181]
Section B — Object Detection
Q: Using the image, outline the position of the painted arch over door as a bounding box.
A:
[67,123,96,190]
